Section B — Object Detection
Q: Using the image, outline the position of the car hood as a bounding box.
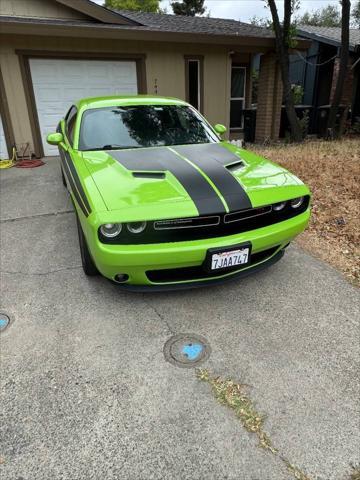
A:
[81,142,309,221]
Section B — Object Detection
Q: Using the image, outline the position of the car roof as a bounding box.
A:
[76,95,189,110]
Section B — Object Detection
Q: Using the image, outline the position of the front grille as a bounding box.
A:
[224,205,272,223]
[154,216,220,230]
[99,196,310,245]
[146,246,279,283]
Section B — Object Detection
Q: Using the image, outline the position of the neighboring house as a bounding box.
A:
[0,0,308,158]
[289,26,360,133]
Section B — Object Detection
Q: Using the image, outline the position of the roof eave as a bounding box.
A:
[55,0,142,25]
[297,30,356,52]
[0,19,279,48]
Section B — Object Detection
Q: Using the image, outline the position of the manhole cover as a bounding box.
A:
[163,333,211,368]
[0,313,10,332]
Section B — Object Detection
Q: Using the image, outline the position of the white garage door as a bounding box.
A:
[29,58,138,156]
[0,114,9,160]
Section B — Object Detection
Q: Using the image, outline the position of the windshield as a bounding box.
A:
[78,105,219,151]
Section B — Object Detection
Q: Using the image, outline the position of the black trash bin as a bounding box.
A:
[317,105,330,137]
[280,105,313,138]
[316,105,348,137]
[243,108,257,143]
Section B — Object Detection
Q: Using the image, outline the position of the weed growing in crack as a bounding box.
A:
[196,368,312,480]
[350,466,360,480]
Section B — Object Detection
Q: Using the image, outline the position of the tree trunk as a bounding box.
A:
[327,0,350,138]
[268,0,302,142]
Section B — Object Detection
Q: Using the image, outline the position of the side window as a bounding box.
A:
[65,106,77,146]
[64,105,74,122]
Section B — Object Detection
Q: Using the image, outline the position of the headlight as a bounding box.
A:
[127,221,147,234]
[290,197,304,209]
[273,201,287,211]
[100,223,122,238]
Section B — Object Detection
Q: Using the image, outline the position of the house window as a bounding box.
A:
[185,57,203,112]
[230,66,246,129]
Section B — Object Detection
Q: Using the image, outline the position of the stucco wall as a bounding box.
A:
[0,40,32,151]
[0,0,90,20]
[0,34,233,155]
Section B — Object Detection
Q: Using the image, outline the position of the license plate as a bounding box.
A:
[211,247,250,270]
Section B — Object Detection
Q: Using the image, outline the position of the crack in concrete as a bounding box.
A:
[197,369,313,480]
[141,296,175,335]
[0,210,74,223]
[0,265,82,276]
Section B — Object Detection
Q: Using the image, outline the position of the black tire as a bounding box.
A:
[61,166,67,187]
[76,216,99,276]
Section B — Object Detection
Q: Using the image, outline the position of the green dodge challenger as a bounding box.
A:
[47,95,310,290]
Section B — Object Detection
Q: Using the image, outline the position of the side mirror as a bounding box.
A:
[214,124,227,136]
[47,132,63,145]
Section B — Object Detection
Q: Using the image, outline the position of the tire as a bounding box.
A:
[61,166,67,187]
[76,216,99,276]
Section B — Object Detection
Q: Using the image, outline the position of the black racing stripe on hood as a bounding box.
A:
[110,148,225,216]
[173,143,252,212]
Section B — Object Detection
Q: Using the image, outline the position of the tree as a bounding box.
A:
[295,5,341,27]
[352,0,360,28]
[171,0,206,16]
[327,0,351,137]
[267,0,303,142]
[104,0,161,13]
[249,15,272,28]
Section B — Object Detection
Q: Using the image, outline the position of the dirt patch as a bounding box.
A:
[250,139,360,287]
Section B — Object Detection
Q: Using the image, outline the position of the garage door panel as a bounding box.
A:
[29,58,138,156]
[34,87,62,101]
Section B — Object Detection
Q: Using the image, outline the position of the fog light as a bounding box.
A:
[273,202,286,211]
[100,223,122,238]
[114,273,129,283]
[290,197,304,209]
[127,221,146,234]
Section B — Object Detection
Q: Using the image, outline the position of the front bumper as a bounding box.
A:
[87,209,310,286]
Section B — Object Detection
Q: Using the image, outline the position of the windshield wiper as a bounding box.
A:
[82,145,140,152]
[102,144,125,150]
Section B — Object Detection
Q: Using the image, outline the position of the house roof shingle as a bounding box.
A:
[297,25,360,51]
[0,0,279,45]
[113,9,275,38]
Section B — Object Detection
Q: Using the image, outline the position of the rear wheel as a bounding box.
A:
[76,216,99,276]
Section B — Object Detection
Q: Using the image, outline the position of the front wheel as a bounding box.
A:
[76,216,99,276]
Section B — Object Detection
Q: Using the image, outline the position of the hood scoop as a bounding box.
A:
[132,172,166,179]
[226,161,245,173]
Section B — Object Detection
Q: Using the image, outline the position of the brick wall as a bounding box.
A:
[255,53,283,142]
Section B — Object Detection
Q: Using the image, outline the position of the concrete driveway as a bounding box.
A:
[1,158,359,480]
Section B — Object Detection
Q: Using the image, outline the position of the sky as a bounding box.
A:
[92,0,342,23]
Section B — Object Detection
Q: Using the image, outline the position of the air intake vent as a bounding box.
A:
[132,172,165,179]
[226,161,244,173]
